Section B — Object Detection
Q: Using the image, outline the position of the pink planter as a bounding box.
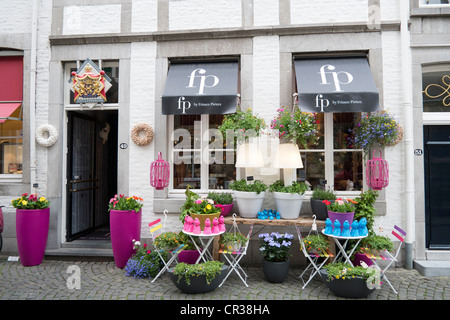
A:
[178,249,201,264]
[352,252,374,267]
[110,209,142,268]
[16,208,50,267]
[216,204,233,217]
[327,210,355,231]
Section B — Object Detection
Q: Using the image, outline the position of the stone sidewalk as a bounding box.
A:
[1,255,449,303]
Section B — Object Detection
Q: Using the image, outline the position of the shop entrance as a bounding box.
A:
[424,125,450,249]
[66,110,118,241]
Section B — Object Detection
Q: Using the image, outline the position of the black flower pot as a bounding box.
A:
[262,258,290,283]
[168,265,229,294]
[310,199,333,220]
[319,269,376,298]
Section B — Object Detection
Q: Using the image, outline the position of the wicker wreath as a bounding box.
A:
[36,124,58,147]
[131,123,154,146]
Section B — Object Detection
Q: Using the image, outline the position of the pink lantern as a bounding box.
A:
[150,152,170,190]
[366,149,389,190]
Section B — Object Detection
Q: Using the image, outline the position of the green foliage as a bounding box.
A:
[179,185,221,223]
[176,231,200,250]
[218,108,266,142]
[11,193,50,209]
[323,198,357,213]
[220,232,248,246]
[323,262,376,282]
[270,107,320,148]
[173,261,224,285]
[259,232,294,262]
[353,190,379,234]
[207,191,233,205]
[269,180,308,194]
[154,232,180,250]
[311,186,337,200]
[124,241,168,278]
[359,234,394,252]
[229,179,268,194]
[302,234,330,252]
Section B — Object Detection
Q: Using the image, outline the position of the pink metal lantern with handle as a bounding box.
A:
[366,149,389,190]
[150,152,170,190]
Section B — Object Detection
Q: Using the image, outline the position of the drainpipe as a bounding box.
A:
[400,0,414,270]
[29,0,38,194]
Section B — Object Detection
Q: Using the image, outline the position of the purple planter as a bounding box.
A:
[16,208,50,267]
[352,252,374,267]
[216,203,233,217]
[178,249,201,264]
[110,209,142,268]
[327,210,355,231]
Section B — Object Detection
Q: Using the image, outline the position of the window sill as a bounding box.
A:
[0,174,22,183]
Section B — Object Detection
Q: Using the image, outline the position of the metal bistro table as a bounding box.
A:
[322,229,367,266]
[183,229,225,264]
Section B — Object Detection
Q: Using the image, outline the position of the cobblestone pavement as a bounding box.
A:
[1,255,449,304]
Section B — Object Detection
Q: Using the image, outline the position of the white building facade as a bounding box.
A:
[1,0,449,272]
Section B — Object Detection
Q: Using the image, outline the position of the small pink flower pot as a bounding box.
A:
[216,203,233,217]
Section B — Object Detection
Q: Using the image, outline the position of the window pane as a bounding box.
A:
[173,115,201,149]
[209,151,236,189]
[423,71,450,112]
[173,151,201,189]
[333,151,363,191]
[333,112,360,149]
[297,152,325,189]
[209,114,226,148]
[303,112,324,149]
[0,110,22,174]
[69,64,119,104]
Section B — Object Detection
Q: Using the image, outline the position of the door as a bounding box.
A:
[67,112,97,241]
[424,125,450,249]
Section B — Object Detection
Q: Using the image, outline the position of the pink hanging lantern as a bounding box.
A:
[366,149,389,190]
[150,152,170,190]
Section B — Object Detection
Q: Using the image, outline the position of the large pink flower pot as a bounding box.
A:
[16,208,50,267]
[110,209,142,268]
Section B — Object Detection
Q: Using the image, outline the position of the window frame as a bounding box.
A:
[422,64,450,125]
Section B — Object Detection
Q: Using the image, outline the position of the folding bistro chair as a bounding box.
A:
[296,216,334,289]
[219,214,253,287]
[149,210,185,283]
[359,225,406,294]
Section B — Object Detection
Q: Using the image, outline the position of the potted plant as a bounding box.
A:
[153,231,180,251]
[220,230,248,252]
[320,262,380,298]
[179,186,222,230]
[168,261,228,294]
[323,197,357,232]
[270,107,320,148]
[218,107,266,143]
[258,231,294,283]
[310,186,337,220]
[12,193,50,266]
[352,234,394,267]
[124,240,168,279]
[108,194,144,268]
[302,234,330,255]
[349,111,402,156]
[269,180,308,219]
[229,179,268,218]
[207,191,234,217]
[176,231,201,264]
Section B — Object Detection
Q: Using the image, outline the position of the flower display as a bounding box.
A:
[259,232,294,262]
[323,198,357,213]
[348,111,402,154]
[154,231,180,250]
[180,185,222,222]
[303,234,330,253]
[108,194,143,213]
[124,239,168,279]
[11,193,50,209]
[218,108,266,142]
[270,107,319,148]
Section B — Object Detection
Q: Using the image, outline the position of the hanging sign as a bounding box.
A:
[69,58,112,108]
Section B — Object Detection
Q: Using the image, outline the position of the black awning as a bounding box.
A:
[162,61,238,115]
[294,57,379,113]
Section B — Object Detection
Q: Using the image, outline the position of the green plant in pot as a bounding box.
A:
[258,232,294,283]
[310,186,337,220]
[153,231,180,251]
[124,240,168,278]
[169,261,228,294]
[220,231,248,252]
[176,231,201,264]
[229,179,268,218]
[302,234,330,255]
[218,108,266,143]
[269,180,308,219]
[207,191,234,217]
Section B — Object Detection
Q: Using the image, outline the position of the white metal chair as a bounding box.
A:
[359,225,406,294]
[296,216,334,289]
[219,214,253,287]
[149,210,185,283]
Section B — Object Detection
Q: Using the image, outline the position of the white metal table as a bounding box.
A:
[182,230,225,264]
[322,229,367,266]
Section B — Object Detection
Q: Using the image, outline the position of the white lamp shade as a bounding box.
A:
[235,142,264,168]
[272,143,303,169]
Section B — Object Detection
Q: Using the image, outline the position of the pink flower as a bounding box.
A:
[194,199,203,204]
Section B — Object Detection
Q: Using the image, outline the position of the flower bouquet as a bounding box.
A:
[323,198,358,232]
[180,186,222,230]
[108,194,143,213]
[259,232,294,262]
[218,108,266,142]
[11,193,50,209]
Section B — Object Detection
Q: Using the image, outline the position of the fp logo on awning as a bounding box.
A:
[319,64,353,92]
[187,68,220,94]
